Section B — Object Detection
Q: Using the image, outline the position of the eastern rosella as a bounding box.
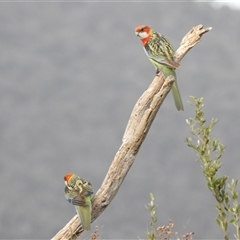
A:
[135,25,184,111]
[64,173,93,231]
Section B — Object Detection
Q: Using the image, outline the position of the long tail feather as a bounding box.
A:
[171,78,184,111]
[75,204,91,231]
[161,67,184,111]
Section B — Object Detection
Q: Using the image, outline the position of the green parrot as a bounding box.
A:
[64,173,93,231]
[135,25,184,111]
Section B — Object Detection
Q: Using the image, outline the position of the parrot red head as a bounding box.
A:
[135,25,152,46]
[64,173,74,185]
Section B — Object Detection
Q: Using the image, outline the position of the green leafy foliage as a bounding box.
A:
[186,96,240,240]
[146,193,158,240]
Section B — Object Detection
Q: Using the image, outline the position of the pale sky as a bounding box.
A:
[210,1,240,9]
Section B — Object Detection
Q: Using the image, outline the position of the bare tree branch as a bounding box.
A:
[52,24,212,240]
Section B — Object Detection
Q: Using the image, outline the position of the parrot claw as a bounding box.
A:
[66,198,73,203]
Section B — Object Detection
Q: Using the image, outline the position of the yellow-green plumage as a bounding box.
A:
[64,174,93,231]
[136,26,184,111]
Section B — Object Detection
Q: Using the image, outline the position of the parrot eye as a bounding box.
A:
[140,28,144,32]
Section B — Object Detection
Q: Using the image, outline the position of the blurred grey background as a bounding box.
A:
[1,2,240,239]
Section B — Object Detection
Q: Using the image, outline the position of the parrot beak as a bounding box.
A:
[64,181,68,186]
[135,31,140,37]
